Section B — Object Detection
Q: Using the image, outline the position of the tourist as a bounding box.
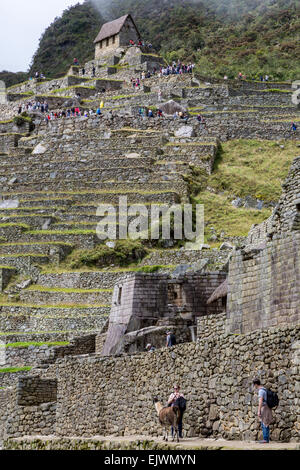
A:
[82,67,85,76]
[157,108,163,118]
[167,384,185,439]
[291,122,297,132]
[148,109,154,118]
[96,107,102,117]
[197,114,207,129]
[166,331,176,347]
[145,343,155,352]
[253,379,273,443]
[92,65,96,77]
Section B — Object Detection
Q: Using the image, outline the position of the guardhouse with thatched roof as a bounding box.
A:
[94,14,141,59]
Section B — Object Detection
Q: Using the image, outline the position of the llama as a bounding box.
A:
[153,397,180,442]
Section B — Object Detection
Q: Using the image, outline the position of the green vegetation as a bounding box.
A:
[1,341,70,348]
[13,113,34,132]
[66,239,148,269]
[0,366,32,373]
[0,72,28,89]
[190,139,300,240]
[207,139,298,202]
[26,286,112,293]
[16,0,298,82]
[29,2,104,78]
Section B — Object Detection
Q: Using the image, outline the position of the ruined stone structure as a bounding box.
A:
[103,271,226,355]
[0,36,299,449]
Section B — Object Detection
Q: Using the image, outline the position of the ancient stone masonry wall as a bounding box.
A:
[227,232,300,335]
[17,376,57,406]
[6,316,297,443]
[271,156,300,234]
[103,272,226,355]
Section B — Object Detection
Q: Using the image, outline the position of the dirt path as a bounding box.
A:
[4,435,300,451]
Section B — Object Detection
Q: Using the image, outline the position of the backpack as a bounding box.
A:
[170,334,176,346]
[174,396,187,412]
[264,388,279,409]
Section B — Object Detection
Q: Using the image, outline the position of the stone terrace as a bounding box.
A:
[0,59,298,392]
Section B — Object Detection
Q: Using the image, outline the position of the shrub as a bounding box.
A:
[68,240,149,269]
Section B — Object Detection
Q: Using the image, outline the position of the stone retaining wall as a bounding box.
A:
[227,232,300,334]
[16,316,298,443]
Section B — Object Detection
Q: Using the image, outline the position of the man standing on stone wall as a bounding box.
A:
[253,379,273,443]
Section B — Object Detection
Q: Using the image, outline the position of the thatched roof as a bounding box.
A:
[207,279,228,305]
[94,14,139,44]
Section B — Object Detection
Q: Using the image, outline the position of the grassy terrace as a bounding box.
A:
[193,138,300,241]
[0,366,32,373]
[0,341,69,348]
[0,303,110,308]
[25,286,112,293]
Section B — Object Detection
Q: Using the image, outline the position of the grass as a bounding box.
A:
[196,191,271,239]
[0,302,110,309]
[1,341,70,348]
[0,366,32,373]
[25,285,112,293]
[206,139,299,203]
[191,138,300,240]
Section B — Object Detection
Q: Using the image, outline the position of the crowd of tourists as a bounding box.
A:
[18,100,49,114]
[160,62,195,76]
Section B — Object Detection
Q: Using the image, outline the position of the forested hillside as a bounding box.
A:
[3,0,300,82]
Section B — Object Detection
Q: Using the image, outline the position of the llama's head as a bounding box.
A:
[153,397,159,404]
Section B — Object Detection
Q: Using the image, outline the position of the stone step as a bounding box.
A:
[0,331,72,344]
[0,242,73,262]
[0,167,155,185]
[20,286,113,305]
[0,254,49,275]
[2,148,157,165]
[0,304,109,333]
[38,270,133,290]
[22,230,100,249]
[0,223,29,241]
[0,207,66,216]
[0,156,155,172]
[11,191,182,207]
[0,214,58,229]
[1,180,187,196]
[3,181,185,198]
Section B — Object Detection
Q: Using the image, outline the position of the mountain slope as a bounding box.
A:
[25,0,300,80]
[29,2,104,78]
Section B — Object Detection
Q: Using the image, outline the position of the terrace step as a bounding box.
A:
[22,230,100,249]
[0,303,109,333]
[0,157,156,172]
[20,286,113,305]
[0,242,73,262]
[0,166,155,185]
[0,214,58,229]
[0,254,49,276]
[2,148,157,165]
[6,191,182,207]
[38,270,134,290]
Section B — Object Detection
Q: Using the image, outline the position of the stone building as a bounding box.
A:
[103,271,227,355]
[94,14,141,59]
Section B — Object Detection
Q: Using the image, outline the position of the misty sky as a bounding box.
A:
[0,0,85,72]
